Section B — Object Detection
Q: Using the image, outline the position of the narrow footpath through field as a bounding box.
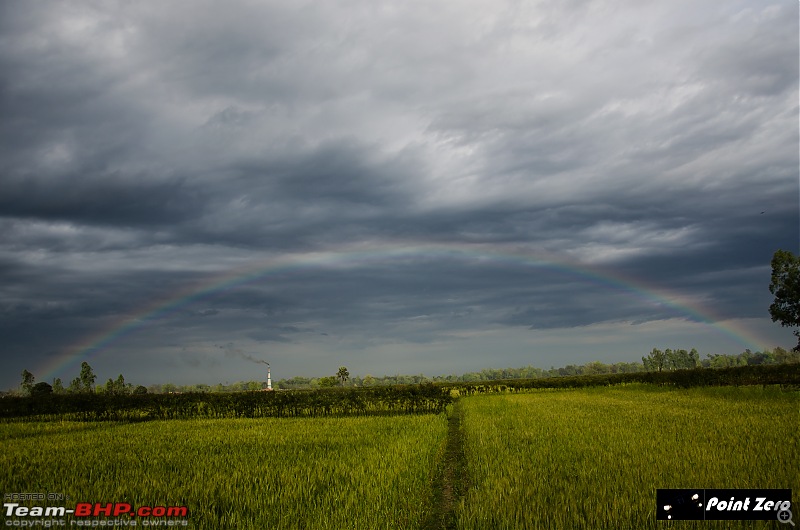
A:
[423,399,469,530]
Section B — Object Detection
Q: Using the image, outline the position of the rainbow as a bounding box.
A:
[38,243,769,381]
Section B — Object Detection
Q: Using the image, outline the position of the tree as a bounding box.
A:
[115,374,128,395]
[642,348,666,372]
[20,370,35,396]
[52,378,64,394]
[103,375,128,395]
[583,361,610,375]
[664,348,697,370]
[317,376,339,388]
[688,348,700,368]
[336,366,350,387]
[663,349,675,370]
[68,378,82,393]
[30,382,52,397]
[747,350,776,365]
[769,249,800,351]
[773,346,800,364]
[133,385,148,395]
[79,362,96,392]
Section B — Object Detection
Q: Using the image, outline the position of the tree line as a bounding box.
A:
[443,363,800,396]
[643,346,800,371]
[17,361,147,397]
[4,363,798,423]
[278,346,798,390]
[12,345,799,397]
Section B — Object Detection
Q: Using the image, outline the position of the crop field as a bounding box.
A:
[1,414,447,529]
[456,385,799,529]
[1,383,797,529]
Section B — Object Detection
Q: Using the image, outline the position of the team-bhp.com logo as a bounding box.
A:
[74,504,187,519]
[4,502,189,527]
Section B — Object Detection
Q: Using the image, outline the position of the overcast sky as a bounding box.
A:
[1,0,797,389]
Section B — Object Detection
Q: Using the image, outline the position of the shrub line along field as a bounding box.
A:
[2,365,798,529]
[3,364,797,423]
[0,383,452,422]
[443,363,800,394]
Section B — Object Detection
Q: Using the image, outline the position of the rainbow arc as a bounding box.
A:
[39,243,768,381]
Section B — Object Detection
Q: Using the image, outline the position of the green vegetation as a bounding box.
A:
[275,346,799,390]
[1,414,447,530]
[20,369,34,395]
[103,374,130,395]
[2,382,797,528]
[3,250,797,528]
[456,385,799,529]
[642,347,700,371]
[444,363,800,396]
[29,381,52,397]
[770,249,800,350]
[4,364,799,422]
[0,384,452,421]
[337,366,350,386]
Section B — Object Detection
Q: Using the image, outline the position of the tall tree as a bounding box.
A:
[336,366,350,386]
[689,348,700,368]
[20,370,35,396]
[52,378,64,394]
[114,374,127,394]
[769,249,800,351]
[79,361,96,393]
[663,349,675,370]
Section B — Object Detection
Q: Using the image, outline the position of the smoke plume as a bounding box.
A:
[219,343,269,366]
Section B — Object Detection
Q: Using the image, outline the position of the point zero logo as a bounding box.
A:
[657,489,793,521]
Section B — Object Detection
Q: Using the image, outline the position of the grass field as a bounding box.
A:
[2,384,797,529]
[455,384,799,529]
[1,414,447,529]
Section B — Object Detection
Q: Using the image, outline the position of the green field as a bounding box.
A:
[2,384,797,529]
[456,385,799,529]
[2,415,447,529]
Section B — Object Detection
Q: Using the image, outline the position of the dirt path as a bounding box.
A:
[423,399,469,530]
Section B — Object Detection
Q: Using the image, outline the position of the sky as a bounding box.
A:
[1,0,798,390]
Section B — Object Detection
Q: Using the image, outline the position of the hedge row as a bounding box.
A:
[0,384,452,422]
[443,363,800,395]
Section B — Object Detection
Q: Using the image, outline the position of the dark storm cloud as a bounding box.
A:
[0,0,796,387]
[0,176,201,226]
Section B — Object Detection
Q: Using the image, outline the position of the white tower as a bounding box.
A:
[267,365,272,391]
